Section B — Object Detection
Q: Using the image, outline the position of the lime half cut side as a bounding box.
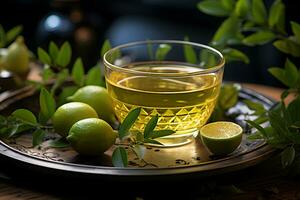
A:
[200,121,243,156]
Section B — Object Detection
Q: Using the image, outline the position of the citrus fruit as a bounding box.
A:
[67,118,117,156]
[2,36,30,75]
[200,121,243,155]
[52,102,98,137]
[67,86,117,125]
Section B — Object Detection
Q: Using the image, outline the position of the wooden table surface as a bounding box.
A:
[1,69,300,200]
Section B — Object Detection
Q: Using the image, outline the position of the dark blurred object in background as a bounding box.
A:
[0,0,299,87]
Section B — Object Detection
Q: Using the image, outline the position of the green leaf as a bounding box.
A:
[0,115,5,123]
[5,25,23,44]
[234,0,249,18]
[48,138,70,148]
[7,123,33,138]
[42,66,55,82]
[37,47,51,65]
[50,69,69,95]
[212,16,243,46]
[148,130,175,139]
[221,0,234,11]
[112,146,128,167]
[291,21,300,43]
[39,88,56,123]
[118,107,141,140]
[284,59,298,87]
[6,125,19,138]
[49,41,59,61]
[57,86,78,106]
[243,31,276,46]
[155,44,172,61]
[251,0,267,24]
[281,146,295,168]
[56,41,71,67]
[268,67,287,86]
[245,120,267,137]
[12,109,37,124]
[32,129,46,147]
[85,66,104,86]
[281,89,290,100]
[72,57,85,86]
[268,0,286,34]
[247,132,263,140]
[184,36,197,64]
[219,84,239,110]
[132,145,146,160]
[280,102,292,125]
[243,100,266,115]
[287,96,300,124]
[101,39,111,58]
[197,0,231,17]
[144,115,158,139]
[199,49,218,67]
[269,59,299,87]
[268,108,290,140]
[0,25,6,48]
[291,121,300,129]
[273,39,300,57]
[222,48,249,63]
[253,115,269,124]
[144,138,163,145]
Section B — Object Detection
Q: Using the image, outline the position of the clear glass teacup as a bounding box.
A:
[103,40,225,147]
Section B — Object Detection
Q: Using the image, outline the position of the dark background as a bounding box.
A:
[0,0,299,87]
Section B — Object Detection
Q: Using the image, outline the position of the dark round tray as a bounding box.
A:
[0,86,276,181]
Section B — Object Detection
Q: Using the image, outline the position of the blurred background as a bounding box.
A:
[0,0,299,87]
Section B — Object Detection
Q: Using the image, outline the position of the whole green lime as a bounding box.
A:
[52,102,98,137]
[67,118,117,156]
[2,36,29,75]
[200,121,243,155]
[68,86,117,125]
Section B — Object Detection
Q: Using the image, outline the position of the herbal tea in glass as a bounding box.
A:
[104,41,224,146]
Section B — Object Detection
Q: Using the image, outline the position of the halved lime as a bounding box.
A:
[200,121,243,155]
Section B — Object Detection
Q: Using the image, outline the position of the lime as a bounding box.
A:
[52,102,98,137]
[67,86,117,125]
[2,36,30,75]
[67,118,117,156]
[200,121,243,155]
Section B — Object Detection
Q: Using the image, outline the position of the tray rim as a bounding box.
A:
[0,86,277,177]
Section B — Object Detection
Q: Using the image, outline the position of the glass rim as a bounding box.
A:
[103,40,225,77]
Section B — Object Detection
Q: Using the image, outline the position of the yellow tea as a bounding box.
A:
[106,64,221,145]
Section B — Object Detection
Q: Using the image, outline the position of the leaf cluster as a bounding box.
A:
[247,97,300,168]
[0,25,23,48]
[35,40,107,104]
[0,88,55,147]
[198,0,300,169]
[197,0,300,63]
[112,108,175,167]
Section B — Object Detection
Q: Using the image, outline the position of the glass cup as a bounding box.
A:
[103,40,225,147]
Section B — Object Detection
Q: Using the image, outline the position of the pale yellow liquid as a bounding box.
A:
[106,64,222,145]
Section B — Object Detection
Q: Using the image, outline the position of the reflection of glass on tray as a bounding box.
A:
[104,40,225,147]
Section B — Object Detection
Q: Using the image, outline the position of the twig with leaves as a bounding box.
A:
[197,0,300,168]
[112,107,175,167]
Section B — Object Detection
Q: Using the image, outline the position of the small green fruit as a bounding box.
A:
[52,102,98,137]
[68,86,117,125]
[67,118,117,156]
[3,36,30,75]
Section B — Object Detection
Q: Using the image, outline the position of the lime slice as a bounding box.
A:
[200,121,243,155]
